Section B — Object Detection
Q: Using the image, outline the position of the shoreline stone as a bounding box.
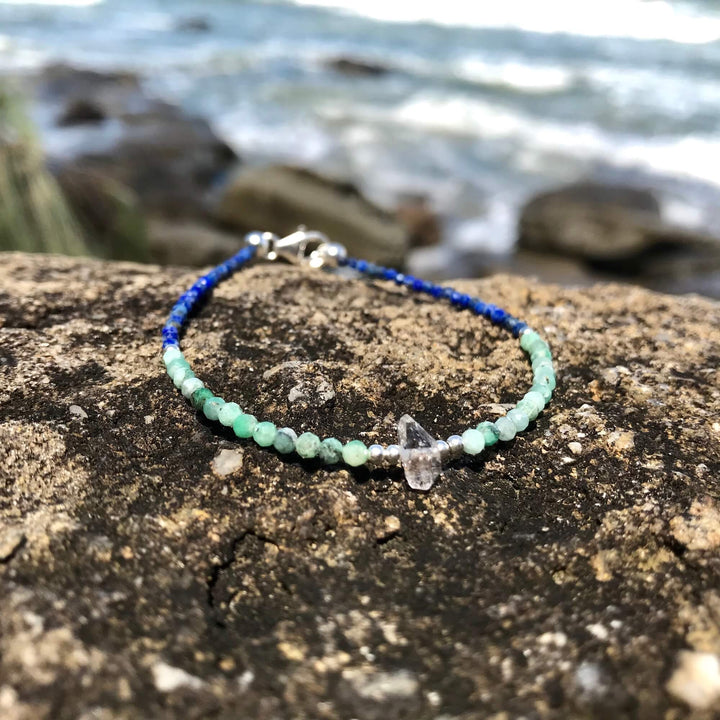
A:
[0,252,719,718]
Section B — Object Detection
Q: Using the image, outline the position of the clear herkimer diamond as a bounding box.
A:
[397,414,441,490]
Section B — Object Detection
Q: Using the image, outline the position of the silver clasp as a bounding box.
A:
[247,227,347,268]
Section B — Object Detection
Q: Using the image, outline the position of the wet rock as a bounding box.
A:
[0,251,719,719]
[326,57,390,77]
[396,194,442,249]
[519,181,663,261]
[214,165,407,265]
[175,16,212,33]
[519,181,720,296]
[56,98,106,126]
[146,219,242,267]
[37,64,239,218]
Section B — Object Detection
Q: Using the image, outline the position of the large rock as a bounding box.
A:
[214,165,407,265]
[1,251,719,718]
[37,64,239,218]
[519,181,720,264]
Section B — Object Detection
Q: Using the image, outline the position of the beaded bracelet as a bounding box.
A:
[161,229,556,490]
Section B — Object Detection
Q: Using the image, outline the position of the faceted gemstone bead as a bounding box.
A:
[172,366,194,389]
[233,413,257,439]
[534,369,556,392]
[494,416,517,442]
[531,346,552,362]
[296,432,321,459]
[253,421,277,447]
[507,408,529,432]
[273,427,297,454]
[522,390,546,419]
[532,382,552,402]
[397,414,441,490]
[532,357,554,373]
[461,428,485,455]
[181,377,204,400]
[166,358,190,377]
[520,330,541,352]
[163,346,183,366]
[477,420,500,447]
[318,438,343,464]
[203,396,225,421]
[342,440,369,467]
[218,402,242,427]
[191,387,214,411]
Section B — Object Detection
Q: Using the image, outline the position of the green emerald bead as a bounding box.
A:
[494,416,516,442]
[535,369,556,391]
[253,421,277,447]
[233,413,257,439]
[218,402,242,427]
[191,387,214,410]
[523,390,546,417]
[532,357,554,373]
[477,420,500,447]
[507,408,529,432]
[163,347,183,366]
[296,432,321,459]
[274,427,297,454]
[172,366,194,389]
[532,382,552,402]
[520,330,541,352]
[514,399,535,420]
[342,440,369,467]
[203,396,225,421]
[181,376,204,400]
[166,357,190,377]
[531,346,552,362]
[318,437,343,464]
[462,428,485,455]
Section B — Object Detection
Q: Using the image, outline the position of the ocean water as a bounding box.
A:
[2,0,720,255]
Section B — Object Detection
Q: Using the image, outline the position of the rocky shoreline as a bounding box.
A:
[3,62,720,297]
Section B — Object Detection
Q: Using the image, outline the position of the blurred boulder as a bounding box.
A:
[37,64,239,218]
[57,98,106,126]
[518,182,720,294]
[396,195,441,249]
[175,16,212,33]
[518,182,663,262]
[326,57,390,77]
[147,219,241,267]
[214,165,407,265]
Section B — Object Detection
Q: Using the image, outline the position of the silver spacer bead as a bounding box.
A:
[309,241,348,269]
[244,231,276,258]
[435,439,451,461]
[367,444,385,466]
[447,435,464,457]
[384,444,401,466]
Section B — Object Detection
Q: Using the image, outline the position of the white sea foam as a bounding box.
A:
[285,0,720,45]
[453,58,575,93]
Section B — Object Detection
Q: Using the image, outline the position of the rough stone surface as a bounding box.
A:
[1,251,719,719]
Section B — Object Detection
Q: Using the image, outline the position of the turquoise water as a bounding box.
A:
[2,0,720,253]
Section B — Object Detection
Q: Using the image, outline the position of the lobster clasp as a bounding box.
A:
[248,227,347,268]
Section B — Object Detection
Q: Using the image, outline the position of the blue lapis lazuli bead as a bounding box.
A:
[430,285,444,298]
[356,260,368,273]
[490,307,507,324]
[394,273,406,285]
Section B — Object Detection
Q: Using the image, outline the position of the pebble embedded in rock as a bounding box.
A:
[211,448,244,477]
